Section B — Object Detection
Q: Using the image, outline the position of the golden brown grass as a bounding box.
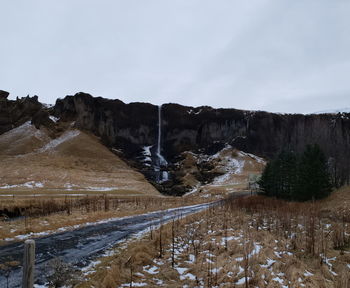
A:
[319,185,350,212]
[77,187,350,288]
[0,195,207,242]
[0,128,159,196]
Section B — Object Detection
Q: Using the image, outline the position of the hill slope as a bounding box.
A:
[0,122,159,196]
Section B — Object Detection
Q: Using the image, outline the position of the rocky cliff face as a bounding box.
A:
[0,90,43,135]
[53,93,350,189]
[54,93,159,157]
[1,91,349,194]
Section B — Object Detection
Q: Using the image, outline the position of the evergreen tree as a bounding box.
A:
[259,162,275,197]
[297,144,332,201]
[259,150,298,200]
[259,145,332,201]
[278,150,298,200]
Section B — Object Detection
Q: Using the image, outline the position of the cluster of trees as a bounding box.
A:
[258,144,333,201]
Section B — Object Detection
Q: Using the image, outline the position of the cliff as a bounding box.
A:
[1,91,349,194]
[53,93,350,188]
[0,90,43,135]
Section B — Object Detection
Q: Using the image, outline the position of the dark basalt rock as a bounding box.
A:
[3,90,350,195]
[0,94,43,135]
[51,93,350,190]
[54,93,159,157]
[31,109,61,138]
[0,90,9,99]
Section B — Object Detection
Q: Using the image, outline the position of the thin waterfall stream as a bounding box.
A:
[155,105,168,182]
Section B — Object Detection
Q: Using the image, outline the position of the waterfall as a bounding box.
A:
[156,105,168,182]
[157,105,162,156]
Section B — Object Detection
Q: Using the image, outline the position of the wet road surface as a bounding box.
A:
[0,192,249,287]
[0,202,214,287]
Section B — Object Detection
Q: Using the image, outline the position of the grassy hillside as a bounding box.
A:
[0,122,159,196]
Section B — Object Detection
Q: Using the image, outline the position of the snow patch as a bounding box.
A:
[84,187,119,191]
[121,282,147,287]
[261,258,276,268]
[49,115,59,123]
[187,109,202,115]
[143,265,159,275]
[153,279,164,285]
[186,254,196,264]
[220,235,241,246]
[81,260,101,275]
[38,130,80,152]
[272,276,285,285]
[304,270,314,277]
[142,145,152,164]
[0,181,44,189]
[250,243,262,257]
[175,267,188,275]
[0,121,31,138]
[236,277,250,285]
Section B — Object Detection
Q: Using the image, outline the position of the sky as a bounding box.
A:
[1,0,349,114]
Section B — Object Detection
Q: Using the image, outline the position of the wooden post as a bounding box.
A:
[22,239,35,288]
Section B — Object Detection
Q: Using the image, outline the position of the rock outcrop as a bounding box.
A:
[0,90,10,100]
[54,93,159,157]
[52,93,350,189]
[0,91,43,135]
[1,91,349,194]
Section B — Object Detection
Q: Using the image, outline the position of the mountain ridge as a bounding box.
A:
[1,90,350,195]
[313,108,350,114]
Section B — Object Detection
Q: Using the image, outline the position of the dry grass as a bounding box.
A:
[77,187,350,288]
[0,127,159,196]
[0,195,207,242]
[319,185,350,212]
[0,125,175,241]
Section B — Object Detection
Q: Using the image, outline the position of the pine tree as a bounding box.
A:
[297,144,332,201]
[259,150,298,199]
[259,145,332,201]
[258,162,275,197]
[277,150,298,200]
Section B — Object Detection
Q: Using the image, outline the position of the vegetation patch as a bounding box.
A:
[259,144,333,201]
[77,188,350,288]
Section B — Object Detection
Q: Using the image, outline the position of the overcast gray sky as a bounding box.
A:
[1,0,349,113]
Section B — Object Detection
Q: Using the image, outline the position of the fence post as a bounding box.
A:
[22,239,35,288]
